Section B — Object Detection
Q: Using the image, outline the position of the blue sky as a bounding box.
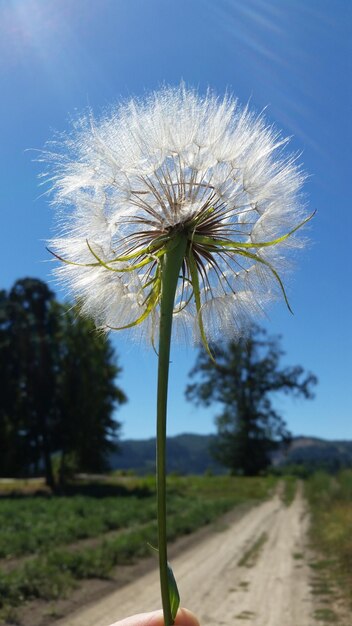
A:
[1,0,351,441]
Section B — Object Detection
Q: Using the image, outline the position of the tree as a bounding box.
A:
[186,325,317,475]
[1,278,59,486]
[55,304,126,480]
[0,278,127,485]
[0,289,24,476]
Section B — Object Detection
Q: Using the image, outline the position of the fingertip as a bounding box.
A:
[174,607,200,626]
[109,608,200,626]
[109,610,164,626]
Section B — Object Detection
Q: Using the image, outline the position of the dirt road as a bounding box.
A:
[56,488,320,626]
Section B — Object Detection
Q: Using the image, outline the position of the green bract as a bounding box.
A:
[49,210,313,358]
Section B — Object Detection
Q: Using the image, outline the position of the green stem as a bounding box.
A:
[157,234,187,626]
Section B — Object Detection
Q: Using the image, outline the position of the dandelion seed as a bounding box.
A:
[44,85,312,354]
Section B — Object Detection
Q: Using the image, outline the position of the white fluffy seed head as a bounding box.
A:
[43,85,309,345]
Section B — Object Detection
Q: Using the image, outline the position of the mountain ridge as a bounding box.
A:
[110,433,352,474]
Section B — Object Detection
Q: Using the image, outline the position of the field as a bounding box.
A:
[305,470,352,617]
[38,475,319,626]
[0,475,275,620]
[2,472,352,626]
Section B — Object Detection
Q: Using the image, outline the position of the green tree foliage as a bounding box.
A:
[0,278,127,485]
[0,279,59,486]
[55,305,126,479]
[186,326,317,476]
[0,289,24,476]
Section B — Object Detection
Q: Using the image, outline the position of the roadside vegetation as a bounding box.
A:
[280,475,297,506]
[0,475,275,617]
[305,470,352,616]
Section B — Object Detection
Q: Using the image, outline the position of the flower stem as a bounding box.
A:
[157,234,188,626]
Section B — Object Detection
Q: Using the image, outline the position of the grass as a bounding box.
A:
[280,476,297,506]
[305,470,352,616]
[0,475,275,614]
[237,532,268,568]
[0,475,275,560]
[0,494,157,559]
[313,608,339,623]
[238,580,250,589]
[235,610,256,620]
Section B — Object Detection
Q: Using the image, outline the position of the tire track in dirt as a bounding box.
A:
[56,488,320,626]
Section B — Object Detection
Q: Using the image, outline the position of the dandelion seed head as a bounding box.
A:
[43,85,310,345]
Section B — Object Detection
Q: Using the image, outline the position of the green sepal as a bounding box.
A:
[188,250,215,363]
[107,271,161,330]
[86,239,167,273]
[147,547,180,622]
[235,248,293,314]
[46,247,98,267]
[173,288,194,314]
[47,244,159,271]
[167,561,180,622]
[103,235,170,263]
[47,238,168,272]
[192,210,316,251]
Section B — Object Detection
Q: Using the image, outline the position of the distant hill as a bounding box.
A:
[109,433,224,475]
[273,436,352,472]
[110,434,352,475]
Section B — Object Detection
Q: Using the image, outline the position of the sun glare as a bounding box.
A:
[0,0,89,69]
[205,0,326,152]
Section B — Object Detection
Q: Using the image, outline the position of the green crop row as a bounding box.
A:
[0,496,240,608]
[0,495,157,558]
[305,470,352,610]
[0,475,275,559]
[0,475,275,613]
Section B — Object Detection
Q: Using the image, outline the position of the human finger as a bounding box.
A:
[110,607,200,626]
